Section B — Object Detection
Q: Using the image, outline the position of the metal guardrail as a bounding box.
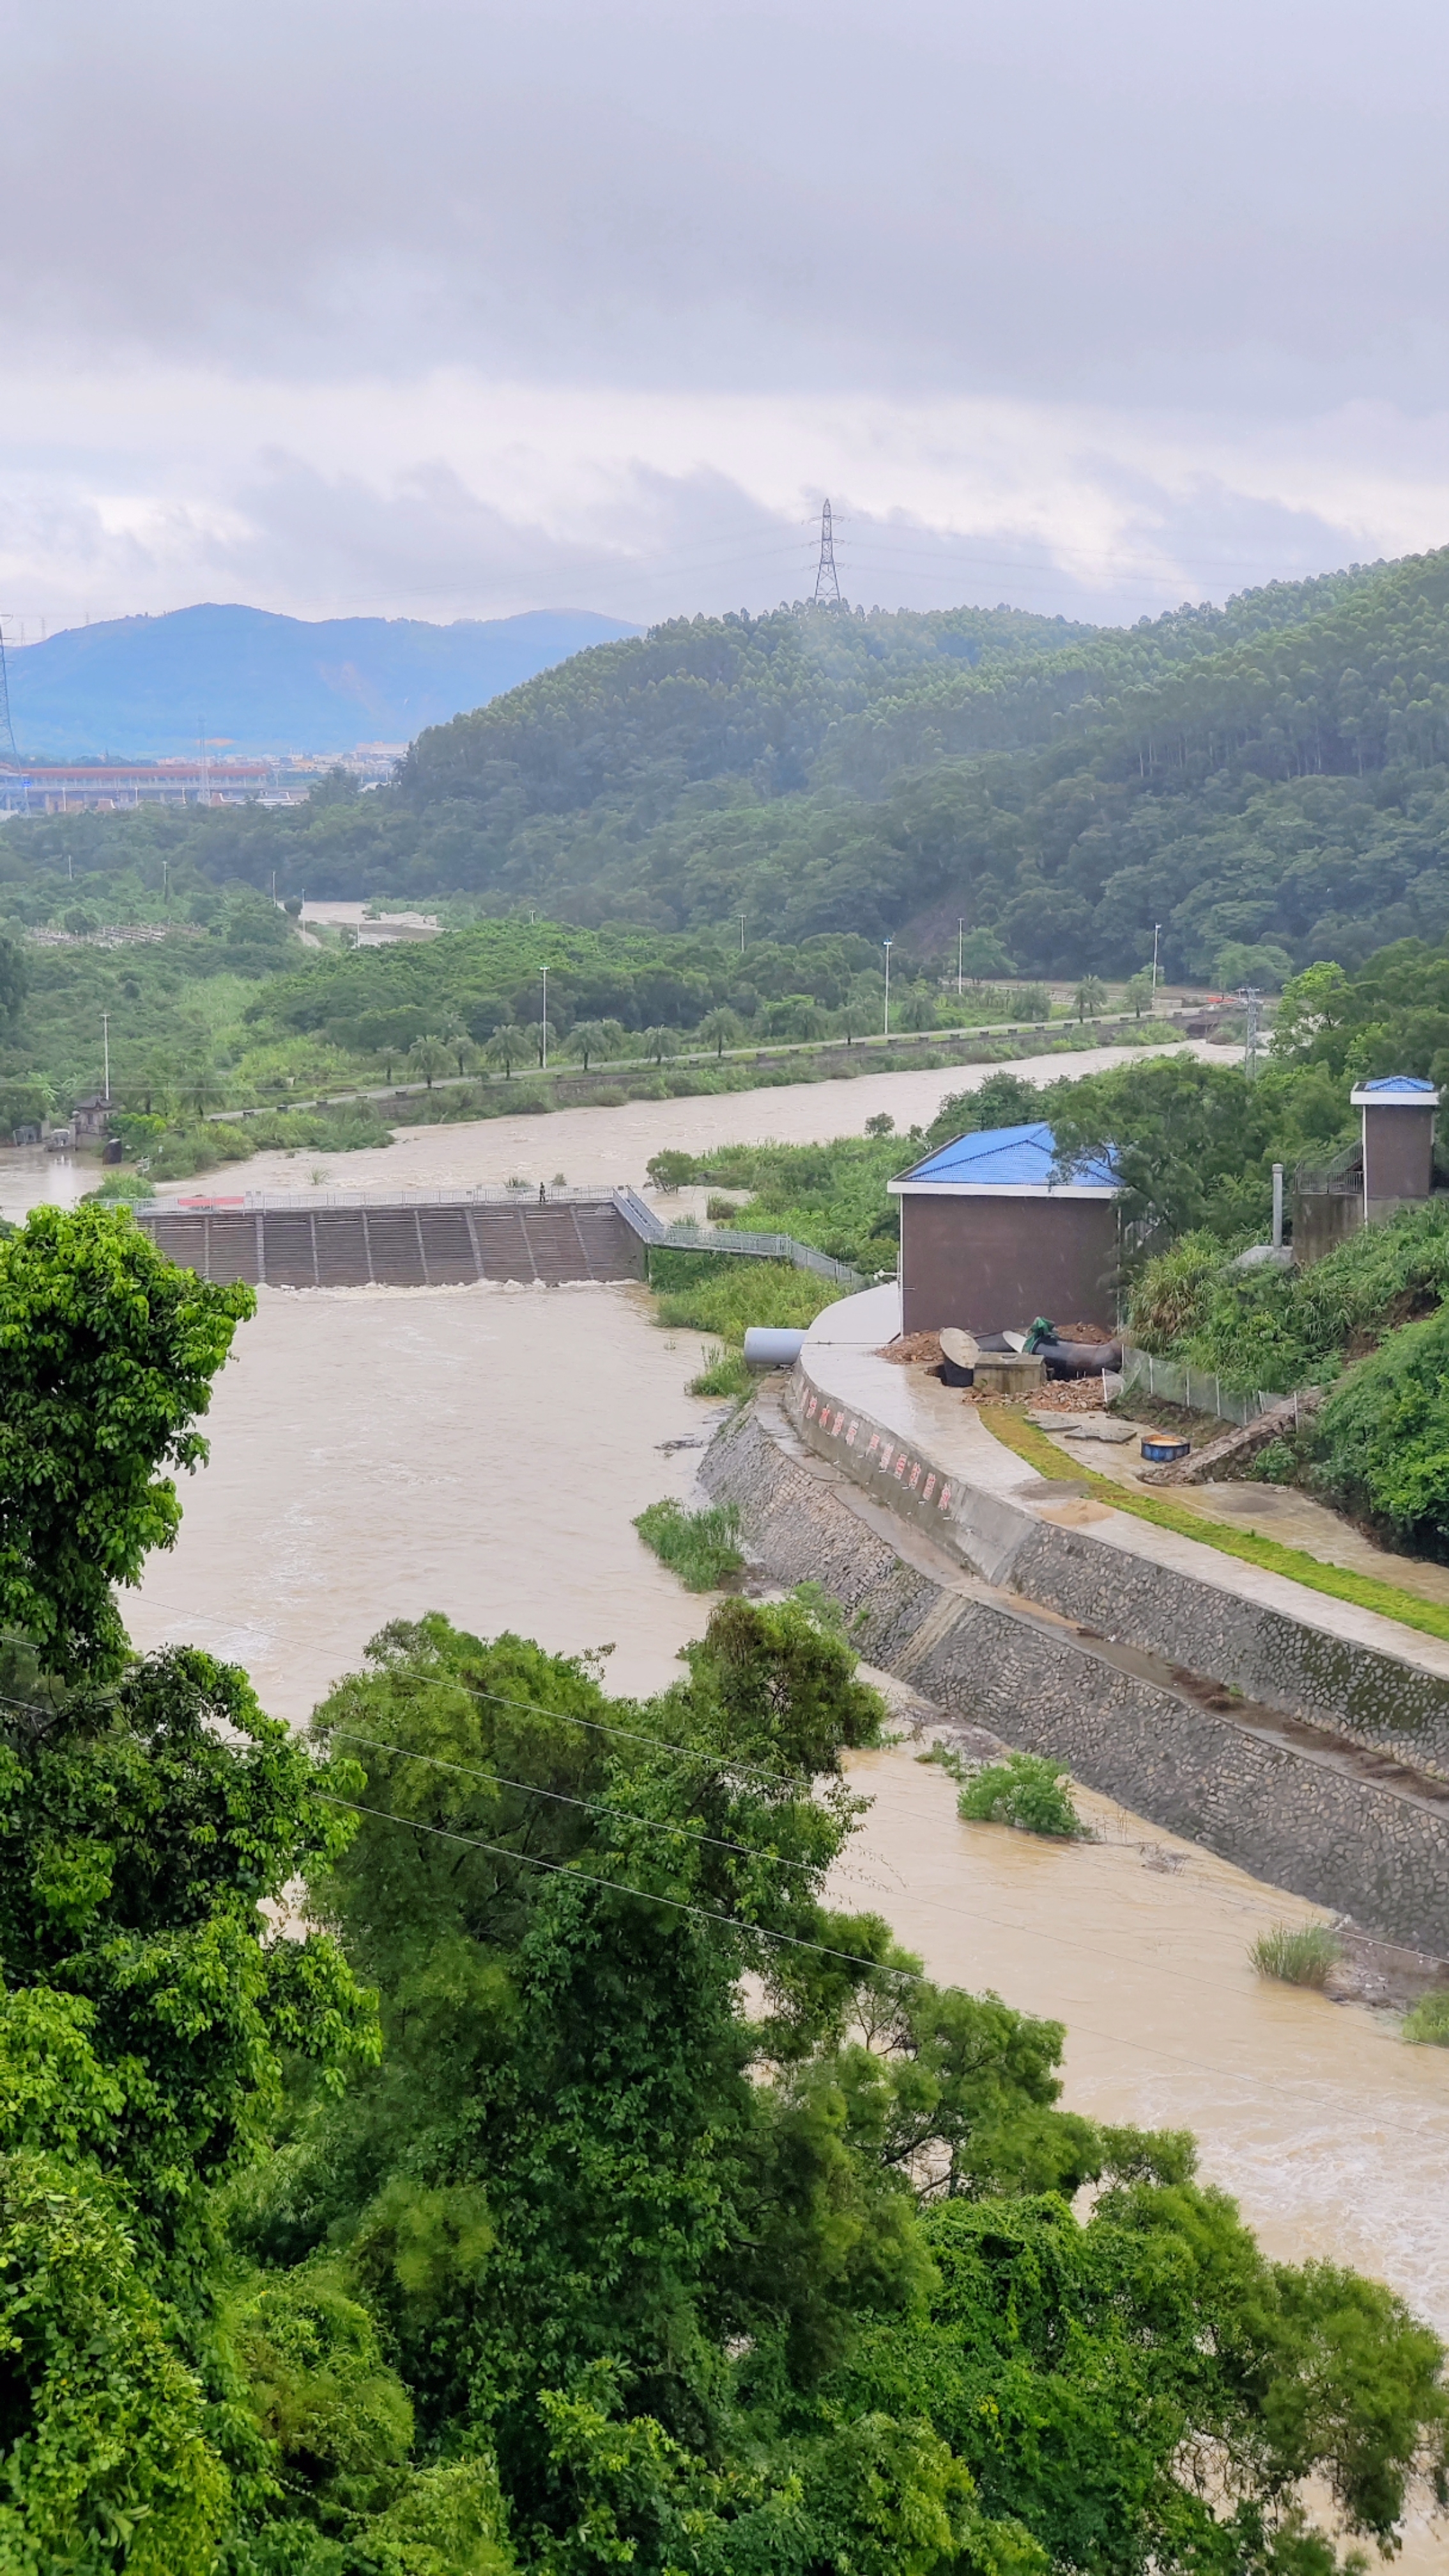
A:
[1120,1346,1286,1429]
[611,1188,862,1284]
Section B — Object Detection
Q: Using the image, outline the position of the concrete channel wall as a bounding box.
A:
[786,1347,1449,1784]
[701,1390,1449,1953]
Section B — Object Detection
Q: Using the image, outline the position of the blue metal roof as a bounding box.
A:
[1355,1075,1437,1096]
[894,1121,1119,1192]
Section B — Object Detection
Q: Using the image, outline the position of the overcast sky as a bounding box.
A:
[6,0,1449,637]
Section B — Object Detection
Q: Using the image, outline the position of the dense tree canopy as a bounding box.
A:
[0,1204,254,1678]
[8,551,1449,988]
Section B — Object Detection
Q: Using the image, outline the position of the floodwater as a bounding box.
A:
[834,1749,1449,2326]
[127,1282,719,1709]
[147,1036,1211,1204]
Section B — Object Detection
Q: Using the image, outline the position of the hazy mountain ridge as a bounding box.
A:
[4,602,640,758]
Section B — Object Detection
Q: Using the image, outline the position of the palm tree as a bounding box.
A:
[698,1008,744,1059]
[521,1021,558,1069]
[835,1002,874,1046]
[1073,977,1108,1023]
[564,1018,626,1071]
[639,1026,680,1064]
[408,1034,451,1090]
[443,1024,476,1077]
[484,1025,529,1080]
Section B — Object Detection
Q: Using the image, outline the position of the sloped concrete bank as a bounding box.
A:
[701,1387,1449,1953]
[790,1287,1449,1783]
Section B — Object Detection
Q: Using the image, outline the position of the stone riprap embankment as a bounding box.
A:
[700,1288,1449,1951]
[783,1289,1449,1781]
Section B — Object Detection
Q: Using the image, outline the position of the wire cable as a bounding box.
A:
[326,1724,835,1876]
[319,1793,918,1983]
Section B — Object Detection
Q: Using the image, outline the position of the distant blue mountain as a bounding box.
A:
[3,602,641,758]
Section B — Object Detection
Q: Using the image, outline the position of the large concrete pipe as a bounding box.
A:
[743,1327,808,1368]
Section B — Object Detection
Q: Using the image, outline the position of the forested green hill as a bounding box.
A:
[8,549,1449,979]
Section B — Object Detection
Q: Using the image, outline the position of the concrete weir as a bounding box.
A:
[700,1287,1449,1952]
[136,1191,647,1287]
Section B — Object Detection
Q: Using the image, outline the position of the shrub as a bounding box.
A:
[632,1498,744,1590]
[647,1149,698,1191]
[1127,1231,1227,1353]
[1402,1988,1449,2044]
[1250,1922,1341,1987]
[957,1752,1084,1837]
[687,1344,753,1399]
[1307,1304,1449,1552]
[1149,1199,1449,1392]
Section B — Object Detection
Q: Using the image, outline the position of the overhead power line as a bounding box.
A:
[319,1793,921,1984]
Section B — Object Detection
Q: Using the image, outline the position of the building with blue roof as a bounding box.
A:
[888,1121,1121,1335]
[1341,1073,1441,1236]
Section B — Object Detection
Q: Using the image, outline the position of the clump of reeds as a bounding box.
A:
[1249,1922,1341,1988]
[957,1751,1085,1839]
[1402,1988,1449,2045]
[687,1342,753,1399]
[632,1498,744,1591]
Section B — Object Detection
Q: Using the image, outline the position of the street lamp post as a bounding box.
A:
[958,919,965,1000]
[541,965,548,1070]
[101,1013,110,1104]
[882,939,893,1039]
[737,914,746,954]
[1150,923,1162,1003]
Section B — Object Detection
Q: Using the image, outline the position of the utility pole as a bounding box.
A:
[882,938,893,1038]
[812,500,842,606]
[101,1013,110,1103]
[541,964,548,1069]
[958,918,965,999]
[197,719,211,809]
[737,914,746,954]
[1150,923,1162,1002]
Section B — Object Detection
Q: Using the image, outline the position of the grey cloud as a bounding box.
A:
[8,0,1449,412]
[0,440,1379,633]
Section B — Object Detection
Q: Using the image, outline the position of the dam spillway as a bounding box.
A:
[135,1191,648,1288]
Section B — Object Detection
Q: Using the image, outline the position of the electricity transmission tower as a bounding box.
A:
[0,622,18,763]
[812,499,842,604]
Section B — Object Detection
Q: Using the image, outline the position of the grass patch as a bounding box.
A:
[687,1344,754,1399]
[976,1405,1449,1648]
[1402,1988,1449,2045]
[1250,1922,1341,1987]
[650,1254,847,1339]
[632,1498,745,1591]
[957,1751,1085,1837]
